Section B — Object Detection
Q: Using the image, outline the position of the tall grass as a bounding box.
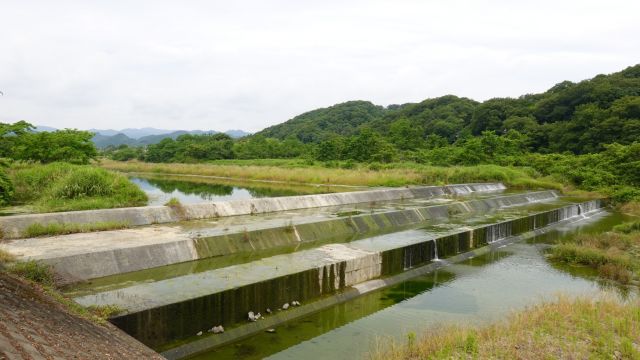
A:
[100,159,562,190]
[369,295,640,360]
[9,162,147,212]
[0,249,16,267]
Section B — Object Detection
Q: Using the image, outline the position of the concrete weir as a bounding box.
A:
[0,183,505,239]
[73,199,603,349]
[3,190,561,282]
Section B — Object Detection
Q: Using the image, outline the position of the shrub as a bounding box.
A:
[0,164,13,206]
[8,162,148,212]
[9,261,55,286]
[613,221,640,234]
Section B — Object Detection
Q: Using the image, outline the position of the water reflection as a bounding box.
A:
[129,175,347,206]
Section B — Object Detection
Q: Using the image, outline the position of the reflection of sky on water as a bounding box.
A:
[130,177,302,206]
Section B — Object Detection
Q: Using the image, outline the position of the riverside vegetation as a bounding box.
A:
[370,296,640,360]
[0,121,147,212]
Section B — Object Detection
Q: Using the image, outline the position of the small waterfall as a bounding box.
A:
[486,222,512,243]
[433,239,439,261]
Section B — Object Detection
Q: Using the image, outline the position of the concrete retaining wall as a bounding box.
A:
[0,183,505,239]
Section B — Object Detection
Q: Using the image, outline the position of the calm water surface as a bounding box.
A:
[191,210,635,360]
[129,176,348,206]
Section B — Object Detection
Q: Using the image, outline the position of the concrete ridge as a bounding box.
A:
[0,182,505,239]
[3,190,557,283]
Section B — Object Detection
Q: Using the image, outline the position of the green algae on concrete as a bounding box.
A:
[77,200,603,348]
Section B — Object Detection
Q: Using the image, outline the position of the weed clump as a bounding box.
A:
[550,231,639,284]
[164,197,182,207]
[8,260,55,286]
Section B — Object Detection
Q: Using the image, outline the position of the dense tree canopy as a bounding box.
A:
[0,121,97,164]
[253,64,640,155]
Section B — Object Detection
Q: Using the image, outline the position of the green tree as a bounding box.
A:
[12,129,98,164]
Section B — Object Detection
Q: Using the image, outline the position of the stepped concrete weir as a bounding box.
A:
[0,183,505,239]
[72,199,603,350]
[4,189,558,282]
[0,182,607,358]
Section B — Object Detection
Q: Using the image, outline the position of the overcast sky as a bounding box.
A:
[0,0,638,132]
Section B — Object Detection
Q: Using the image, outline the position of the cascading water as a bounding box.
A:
[433,239,439,260]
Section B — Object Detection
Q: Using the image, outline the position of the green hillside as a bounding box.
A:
[255,64,640,154]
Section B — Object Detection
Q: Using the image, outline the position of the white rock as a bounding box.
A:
[282,303,290,310]
[196,331,203,336]
[248,311,257,321]
[212,325,224,334]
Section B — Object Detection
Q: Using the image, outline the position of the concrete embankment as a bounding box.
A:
[0,183,504,239]
[2,190,559,282]
[75,199,603,349]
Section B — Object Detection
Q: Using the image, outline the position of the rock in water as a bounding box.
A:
[266,308,272,314]
[266,328,276,333]
[248,311,257,321]
[196,331,203,336]
[282,303,290,310]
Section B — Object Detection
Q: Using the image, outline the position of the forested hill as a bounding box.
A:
[257,64,640,154]
[258,100,386,143]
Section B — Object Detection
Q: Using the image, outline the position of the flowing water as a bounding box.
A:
[189,210,635,360]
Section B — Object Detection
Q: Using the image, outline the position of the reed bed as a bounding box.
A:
[369,295,640,360]
[100,159,562,190]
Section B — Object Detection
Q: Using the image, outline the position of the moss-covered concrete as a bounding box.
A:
[77,200,602,348]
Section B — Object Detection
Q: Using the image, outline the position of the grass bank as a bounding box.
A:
[100,159,562,190]
[370,295,640,360]
[7,162,147,212]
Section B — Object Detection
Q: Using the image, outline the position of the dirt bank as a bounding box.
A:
[0,272,163,360]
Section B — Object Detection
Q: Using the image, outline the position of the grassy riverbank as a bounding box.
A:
[370,296,640,360]
[550,214,640,284]
[100,159,562,190]
[7,162,147,212]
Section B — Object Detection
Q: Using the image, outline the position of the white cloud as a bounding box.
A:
[0,0,638,131]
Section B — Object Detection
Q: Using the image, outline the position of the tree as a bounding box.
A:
[12,129,98,164]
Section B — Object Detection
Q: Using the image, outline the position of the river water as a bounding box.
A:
[191,210,634,360]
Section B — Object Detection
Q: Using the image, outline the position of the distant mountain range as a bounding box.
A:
[34,126,250,148]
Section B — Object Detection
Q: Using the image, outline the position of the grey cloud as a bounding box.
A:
[0,0,639,132]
